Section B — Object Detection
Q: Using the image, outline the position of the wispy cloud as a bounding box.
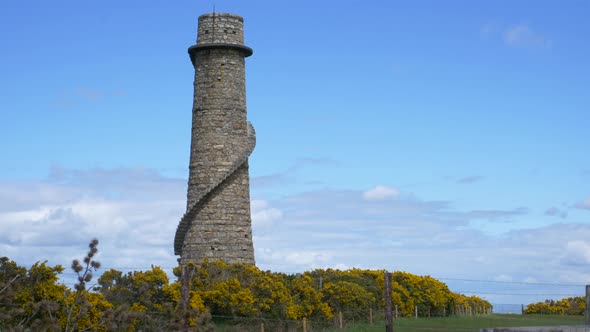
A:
[465,207,528,221]
[545,206,568,219]
[0,167,184,275]
[494,274,513,282]
[363,185,400,201]
[251,173,290,188]
[457,175,484,184]
[254,187,590,297]
[575,197,590,210]
[561,240,590,266]
[3,168,590,304]
[52,87,127,110]
[251,157,339,188]
[77,88,104,102]
[251,199,282,231]
[481,22,550,49]
[504,23,550,48]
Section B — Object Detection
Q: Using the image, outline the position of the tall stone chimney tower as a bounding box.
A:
[175,13,256,265]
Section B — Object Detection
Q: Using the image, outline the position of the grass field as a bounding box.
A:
[338,314,585,332]
[215,314,585,332]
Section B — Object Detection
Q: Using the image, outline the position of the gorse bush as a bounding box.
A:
[0,241,494,331]
[525,297,585,315]
[176,260,493,321]
[0,240,214,332]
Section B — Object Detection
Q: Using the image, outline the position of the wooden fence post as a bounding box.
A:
[339,311,343,330]
[395,305,398,319]
[303,317,307,332]
[415,305,418,319]
[260,321,264,332]
[585,285,590,325]
[369,305,373,324]
[180,265,190,332]
[384,271,393,332]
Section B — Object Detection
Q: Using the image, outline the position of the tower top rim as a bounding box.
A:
[198,13,244,21]
[188,43,253,66]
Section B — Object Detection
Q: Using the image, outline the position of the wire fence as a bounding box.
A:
[200,271,588,331]
[11,264,589,331]
[209,310,586,332]
[54,267,589,317]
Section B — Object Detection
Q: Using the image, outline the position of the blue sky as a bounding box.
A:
[1,0,589,308]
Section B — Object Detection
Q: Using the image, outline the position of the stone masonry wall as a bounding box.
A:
[187,48,248,209]
[177,13,255,265]
[197,13,245,45]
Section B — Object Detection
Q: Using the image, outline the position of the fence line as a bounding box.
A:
[9,263,590,329]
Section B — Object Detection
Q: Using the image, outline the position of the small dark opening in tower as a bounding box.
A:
[205,30,209,34]
[224,29,228,33]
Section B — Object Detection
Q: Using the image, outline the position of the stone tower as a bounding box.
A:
[174,13,256,265]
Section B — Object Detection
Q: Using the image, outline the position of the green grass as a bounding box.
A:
[214,314,584,332]
[337,314,585,332]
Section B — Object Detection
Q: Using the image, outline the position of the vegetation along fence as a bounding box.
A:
[1,239,589,331]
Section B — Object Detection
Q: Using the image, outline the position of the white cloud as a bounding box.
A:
[494,274,513,282]
[0,167,184,285]
[251,200,270,211]
[562,240,590,265]
[255,247,337,271]
[363,185,400,201]
[251,199,282,229]
[481,22,550,49]
[575,197,590,210]
[3,168,590,305]
[504,23,550,48]
[556,270,590,285]
[285,251,332,266]
[252,187,590,304]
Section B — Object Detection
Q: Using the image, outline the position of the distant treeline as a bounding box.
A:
[525,297,585,315]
